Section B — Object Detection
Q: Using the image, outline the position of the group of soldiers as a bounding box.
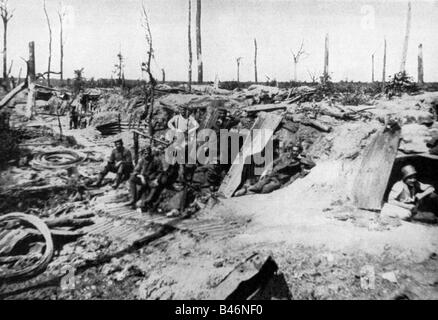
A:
[93,138,169,211]
[92,104,317,212]
[69,92,97,129]
[93,105,202,212]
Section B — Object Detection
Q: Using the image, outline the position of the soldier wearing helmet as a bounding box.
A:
[383,164,438,221]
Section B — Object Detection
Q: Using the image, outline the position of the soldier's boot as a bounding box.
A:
[112,173,122,189]
[127,180,138,207]
[94,173,104,188]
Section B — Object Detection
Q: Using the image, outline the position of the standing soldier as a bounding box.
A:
[69,106,79,129]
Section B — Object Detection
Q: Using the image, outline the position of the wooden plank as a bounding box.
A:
[352,124,401,210]
[201,105,220,130]
[218,112,282,198]
[0,81,27,110]
[243,103,287,113]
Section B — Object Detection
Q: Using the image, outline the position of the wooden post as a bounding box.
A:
[382,38,386,93]
[323,33,329,82]
[254,38,258,83]
[133,131,139,164]
[417,43,424,84]
[56,108,63,141]
[371,53,375,82]
[26,41,36,119]
[400,2,411,72]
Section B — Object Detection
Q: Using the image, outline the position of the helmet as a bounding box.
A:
[401,165,417,180]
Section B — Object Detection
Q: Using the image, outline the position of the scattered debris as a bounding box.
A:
[381,271,398,284]
[360,265,376,290]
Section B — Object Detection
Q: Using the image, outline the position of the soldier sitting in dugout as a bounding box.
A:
[382,164,438,223]
[236,143,315,195]
[95,139,133,189]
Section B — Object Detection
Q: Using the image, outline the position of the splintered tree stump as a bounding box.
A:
[351,124,401,210]
[218,112,282,198]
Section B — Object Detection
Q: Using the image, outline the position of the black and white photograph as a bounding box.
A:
[0,0,437,303]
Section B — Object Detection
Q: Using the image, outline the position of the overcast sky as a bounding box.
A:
[7,0,438,82]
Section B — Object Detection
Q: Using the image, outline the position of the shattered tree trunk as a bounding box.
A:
[323,33,329,82]
[26,41,36,120]
[0,81,26,110]
[43,0,52,87]
[294,61,298,82]
[417,43,424,84]
[400,2,411,72]
[236,60,240,82]
[382,38,386,93]
[2,16,8,89]
[371,53,374,82]
[218,112,282,198]
[254,38,258,83]
[188,0,192,91]
[351,125,401,210]
[161,68,165,83]
[196,0,203,83]
[58,11,64,81]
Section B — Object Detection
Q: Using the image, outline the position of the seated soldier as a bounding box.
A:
[128,146,163,210]
[95,139,133,189]
[247,143,315,194]
[382,164,438,222]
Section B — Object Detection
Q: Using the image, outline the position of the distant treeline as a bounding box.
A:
[3,77,438,94]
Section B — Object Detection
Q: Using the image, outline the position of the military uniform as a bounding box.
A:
[248,153,315,194]
[129,153,163,208]
[96,146,133,188]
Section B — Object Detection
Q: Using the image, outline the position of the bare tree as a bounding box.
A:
[307,69,318,83]
[400,2,411,72]
[196,0,202,82]
[141,3,157,139]
[57,4,66,81]
[141,3,153,78]
[236,57,243,82]
[43,0,53,87]
[114,50,124,86]
[0,0,14,90]
[188,0,192,91]
[382,37,386,92]
[291,40,307,82]
[254,38,258,83]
